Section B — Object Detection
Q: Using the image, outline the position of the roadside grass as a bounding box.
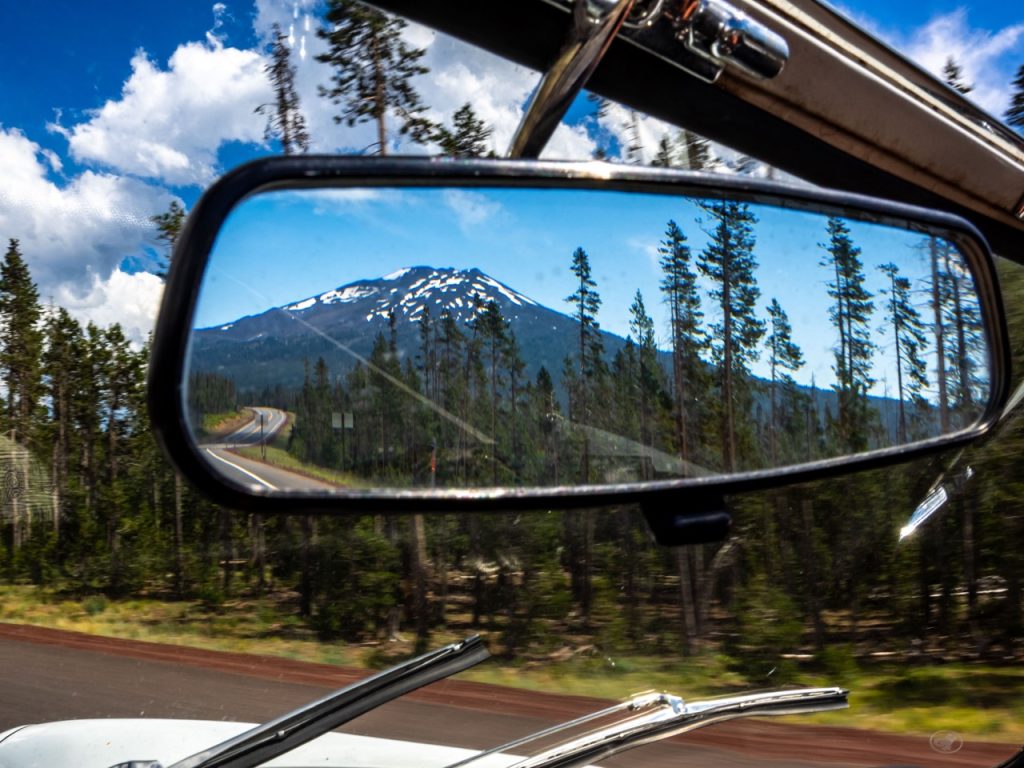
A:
[232,444,369,489]
[1,584,1022,741]
[199,409,250,438]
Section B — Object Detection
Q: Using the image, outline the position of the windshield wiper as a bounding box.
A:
[146,635,488,768]
[447,686,847,768]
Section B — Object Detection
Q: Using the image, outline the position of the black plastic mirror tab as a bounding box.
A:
[642,497,731,546]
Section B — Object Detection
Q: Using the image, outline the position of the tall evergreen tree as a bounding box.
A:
[765,298,804,463]
[820,217,875,451]
[681,129,712,170]
[927,237,952,433]
[658,219,706,465]
[1007,64,1024,128]
[0,239,43,445]
[150,200,189,593]
[42,307,86,538]
[151,200,186,280]
[938,246,985,423]
[628,290,660,478]
[651,135,676,167]
[472,300,507,484]
[257,23,311,155]
[696,202,764,471]
[565,246,605,438]
[942,56,973,95]
[877,263,928,444]
[434,103,493,157]
[317,0,434,154]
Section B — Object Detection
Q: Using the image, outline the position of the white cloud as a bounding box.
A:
[0,127,172,341]
[442,189,503,231]
[56,269,165,344]
[901,9,1024,115]
[833,5,1024,116]
[596,102,674,164]
[252,4,597,159]
[59,40,272,186]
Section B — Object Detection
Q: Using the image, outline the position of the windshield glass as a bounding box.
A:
[1,2,1023,768]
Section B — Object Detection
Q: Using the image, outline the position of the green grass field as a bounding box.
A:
[1,584,1022,741]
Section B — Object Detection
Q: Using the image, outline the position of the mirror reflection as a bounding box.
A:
[187,186,991,492]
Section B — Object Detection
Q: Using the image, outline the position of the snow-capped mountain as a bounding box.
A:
[191,266,623,393]
[283,266,538,326]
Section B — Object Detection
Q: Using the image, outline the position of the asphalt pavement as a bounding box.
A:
[201,407,337,492]
[0,625,1014,768]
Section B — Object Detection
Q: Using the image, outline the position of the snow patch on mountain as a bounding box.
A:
[320,285,379,304]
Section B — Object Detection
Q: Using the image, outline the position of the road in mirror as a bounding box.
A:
[186,186,991,493]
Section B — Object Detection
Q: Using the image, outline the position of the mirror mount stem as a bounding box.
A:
[508,0,635,159]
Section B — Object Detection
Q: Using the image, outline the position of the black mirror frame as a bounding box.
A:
[149,156,1010,516]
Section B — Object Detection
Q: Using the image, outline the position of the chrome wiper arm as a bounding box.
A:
[444,692,669,768]
[454,687,847,768]
[164,635,489,768]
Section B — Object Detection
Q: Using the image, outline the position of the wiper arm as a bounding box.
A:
[162,635,489,768]
[449,686,847,768]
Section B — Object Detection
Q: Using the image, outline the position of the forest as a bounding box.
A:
[2,0,1024,704]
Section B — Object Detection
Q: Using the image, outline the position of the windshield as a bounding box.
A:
[1,2,1024,768]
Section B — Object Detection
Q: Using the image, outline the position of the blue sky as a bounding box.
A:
[0,0,1020,344]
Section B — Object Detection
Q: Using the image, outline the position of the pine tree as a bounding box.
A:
[98,323,143,591]
[623,110,644,164]
[658,219,706,465]
[434,102,493,157]
[317,0,434,154]
[820,217,875,451]
[151,200,186,280]
[942,56,973,95]
[472,300,507,484]
[927,236,952,433]
[256,23,311,155]
[935,240,985,427]
[1006,64,1024,129]
[765,298,804,463]
[42,307,85,538]
[681,129,712,170]
[697,201,765,471]
[628,290,660,478]
[149,201,188,592]
[565,247,604,437]
[877,263,928,443]
[651,135,675,167]
[0,239,43,445]
[563,247,604,621]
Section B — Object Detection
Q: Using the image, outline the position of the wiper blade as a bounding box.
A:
[450,686,847,768]
[164,635,489,768]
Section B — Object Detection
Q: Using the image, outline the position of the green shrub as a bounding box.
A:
[82,595,108,616]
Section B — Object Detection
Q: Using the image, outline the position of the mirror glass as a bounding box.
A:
[186,185,992,493]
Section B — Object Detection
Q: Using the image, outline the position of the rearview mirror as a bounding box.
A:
[150,158,1008,515]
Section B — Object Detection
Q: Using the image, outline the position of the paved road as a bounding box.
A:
[0,625,1013,768]
[202,407,337,492]
[223,407,288,446]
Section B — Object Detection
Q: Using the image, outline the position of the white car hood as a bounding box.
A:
[0,718,521,768]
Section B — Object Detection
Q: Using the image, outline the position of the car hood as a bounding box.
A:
[0,718,525,768]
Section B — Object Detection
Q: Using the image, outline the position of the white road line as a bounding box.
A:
[205,448,279,491]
